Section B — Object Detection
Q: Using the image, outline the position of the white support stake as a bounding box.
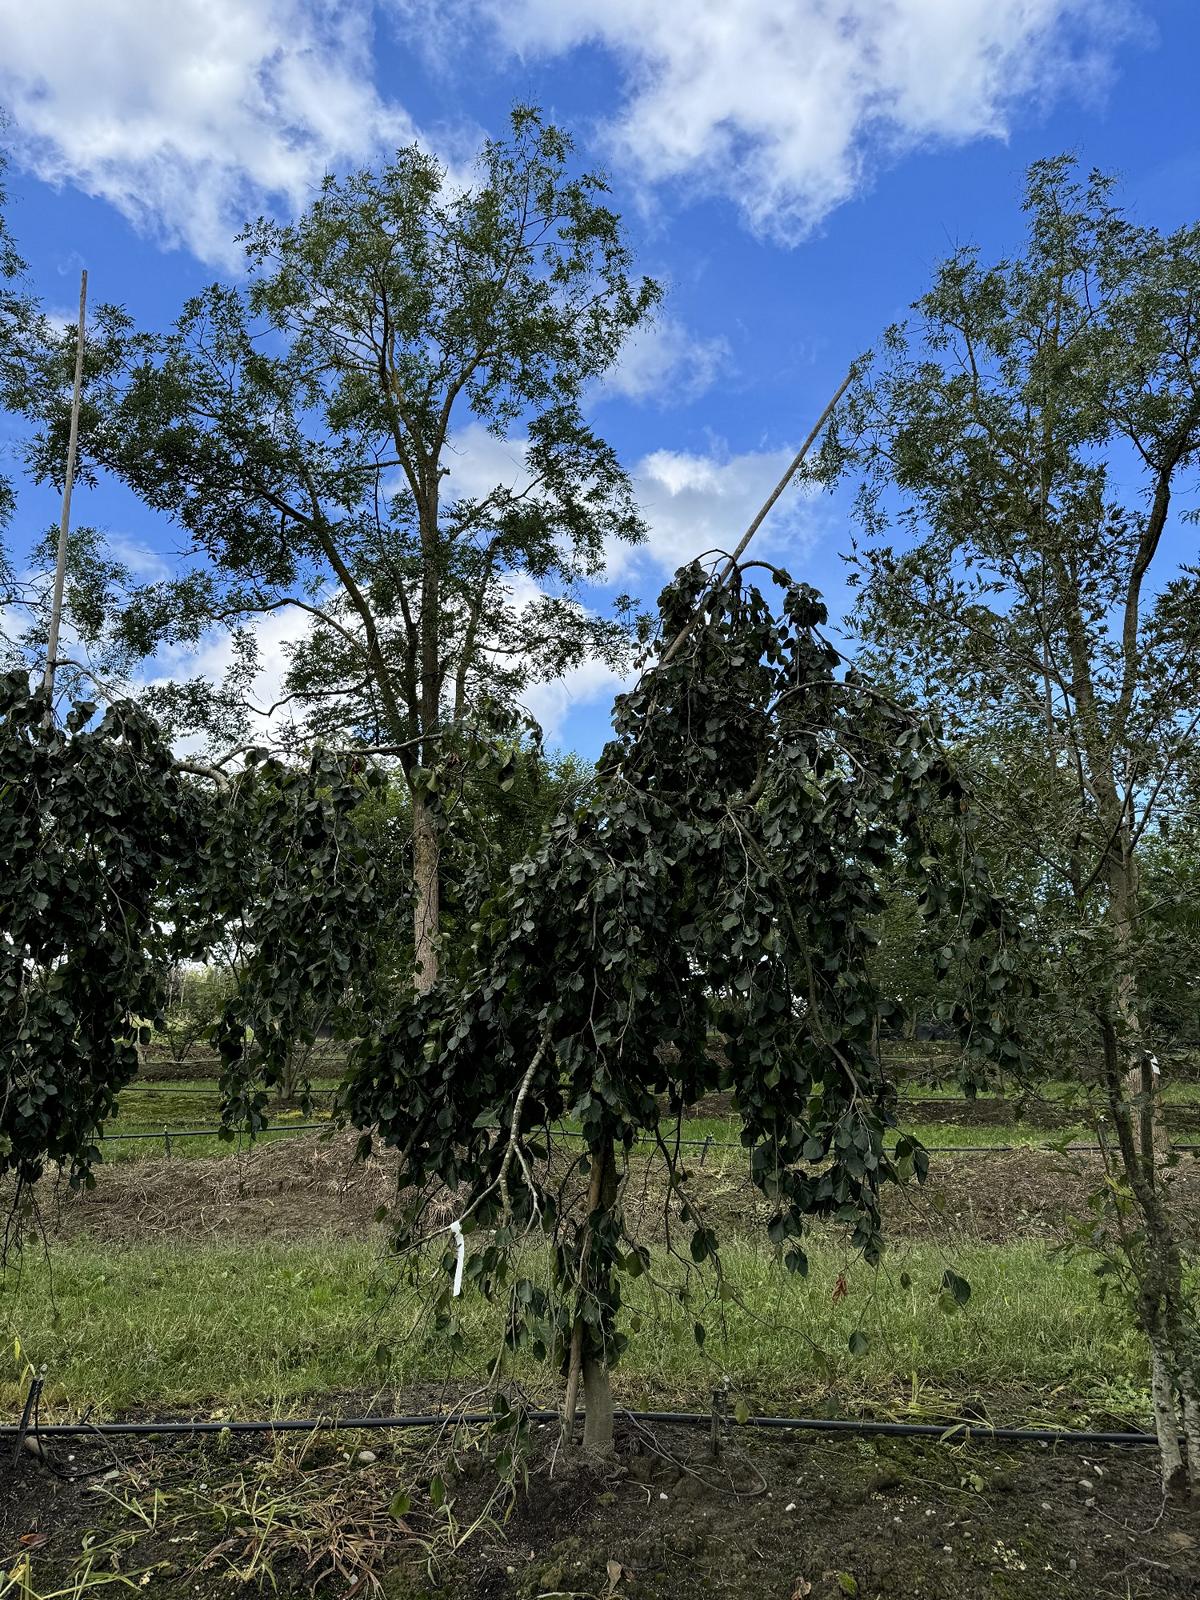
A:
[42,268,88,721]
[450,1219,465,1297]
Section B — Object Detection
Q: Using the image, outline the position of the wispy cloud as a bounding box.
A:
[597,314,731,407]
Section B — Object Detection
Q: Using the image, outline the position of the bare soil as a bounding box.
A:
[2,1406,1197,1599]
[28,1130,1200,1252]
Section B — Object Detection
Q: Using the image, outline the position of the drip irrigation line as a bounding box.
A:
[0,1406,1156,1448]
[120,1084,339,1094]
[97,1124,326,1143]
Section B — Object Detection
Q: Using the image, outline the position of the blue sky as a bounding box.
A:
[1,0,1196,758]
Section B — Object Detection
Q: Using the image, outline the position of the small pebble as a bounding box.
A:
[356,1449,376,1464]
[1078,1478,1094,1492]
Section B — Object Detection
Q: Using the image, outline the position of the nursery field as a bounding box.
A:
[3,1080,1200,1599]
[8,60,1200,1600]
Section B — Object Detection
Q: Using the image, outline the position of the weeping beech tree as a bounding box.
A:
[343,558,1030,1454]
[0,673,385,1228]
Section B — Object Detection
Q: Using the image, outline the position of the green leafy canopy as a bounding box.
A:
[343,559,1031,1371]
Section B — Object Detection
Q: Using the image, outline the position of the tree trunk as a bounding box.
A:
[271,1052,300,1108]
[563,1139,618,1456]
[1106,834,1168,1158]
[1152,1347,1185,1491]
[1100,1018,1193,1492]
[415,481,441,994]
[582,1357,614,1456]
[412,793,440,994]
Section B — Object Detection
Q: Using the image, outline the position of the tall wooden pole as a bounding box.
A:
[41,268,88,717]
[656,365,854,672]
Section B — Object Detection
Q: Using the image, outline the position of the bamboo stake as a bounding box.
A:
[656,365,854,671]
[41,268,88,720]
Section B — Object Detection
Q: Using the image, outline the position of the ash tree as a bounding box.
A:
[8,107,660,992]
[809,156,1200,1490]
[343,558,1029,1455]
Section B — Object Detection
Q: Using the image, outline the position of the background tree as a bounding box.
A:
[0,674,205,1205]
[0,142,24,614]
[1,675,386,1222]
[811,156,1200,1490]
[343,559,1028,1455]
[10,107,660,991]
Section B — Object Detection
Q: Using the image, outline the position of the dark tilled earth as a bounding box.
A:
[2,1410,1198,1599]
[7,1106,1200,1596]
[24,1126,1200,1251]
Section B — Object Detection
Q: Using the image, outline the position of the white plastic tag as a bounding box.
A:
[450,1219,465,1297]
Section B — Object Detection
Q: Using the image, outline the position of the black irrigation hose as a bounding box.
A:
[97,1124,326,1142]
[121,1084,339,1094]
[0,1406,1156,1448]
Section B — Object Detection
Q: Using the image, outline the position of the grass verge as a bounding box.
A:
[1,1234,1143,1423]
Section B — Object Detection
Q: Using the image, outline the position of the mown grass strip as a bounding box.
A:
[2,1236,1142,1421]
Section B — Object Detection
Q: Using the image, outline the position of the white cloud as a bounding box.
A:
[0,0,415,266]
[0,0,1139,273]
[501,573,627,742]
[106,533,171,583]
[149,600,317,752]
[401,0,1135,241]
[522,653,627,744]
[597,315,731,406]
[435,420,819,581]
[437,423,533,505]
[618,441,819,581]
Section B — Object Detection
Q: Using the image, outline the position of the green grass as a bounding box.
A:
[1,1234,1144,1422]
[97,1119,334,1163]
[96,1069,1197,1168]
[90,1105,1097,1170]
[97,1082,338,1163]
[897,1076,1200,1105]
[564,1113,1094,1165]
